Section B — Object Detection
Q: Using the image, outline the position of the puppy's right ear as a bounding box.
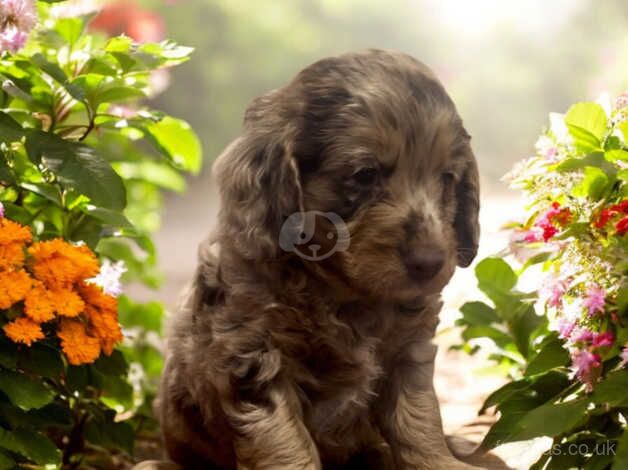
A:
[213,119,303,260]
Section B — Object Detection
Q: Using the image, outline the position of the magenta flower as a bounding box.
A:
[571,350,601,392]
[583,285,606,316]
[0,0,37,53]
[572,326,594,344]
[521,227,544,243]
[591,331,614,348]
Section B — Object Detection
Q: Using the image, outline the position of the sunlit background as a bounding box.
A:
[92,1,627,467]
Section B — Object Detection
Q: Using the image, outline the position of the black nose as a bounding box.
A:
[404,249,445,281]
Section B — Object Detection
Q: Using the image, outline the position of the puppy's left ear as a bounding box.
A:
[454,148,480,267]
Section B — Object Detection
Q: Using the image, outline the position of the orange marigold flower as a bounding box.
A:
[78,282,117,312]
[0,241,26,270]
[24,283,85,322]
[3,317,44,346]
[0,218,32,246]
[28,239,99,288]
[57,319,101,365]
[86,305,123,355]
[79,283,122,355]
[0,269,34,309]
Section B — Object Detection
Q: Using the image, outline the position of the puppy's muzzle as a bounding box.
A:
[403,244,446,281]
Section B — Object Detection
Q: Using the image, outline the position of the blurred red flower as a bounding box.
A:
[89,0,164,42]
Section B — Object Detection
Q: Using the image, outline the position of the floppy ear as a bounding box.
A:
[213,123,304,260]
[454,150,480,267]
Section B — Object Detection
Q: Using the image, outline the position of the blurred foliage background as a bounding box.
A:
[146,0,628,184]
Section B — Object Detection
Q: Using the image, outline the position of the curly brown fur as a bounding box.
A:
[158,49,482,470]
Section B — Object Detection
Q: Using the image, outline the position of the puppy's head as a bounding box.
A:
[215,50,479,301]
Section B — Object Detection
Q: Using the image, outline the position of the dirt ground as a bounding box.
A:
[129,180,547,469]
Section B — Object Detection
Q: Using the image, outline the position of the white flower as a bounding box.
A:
[88,259,126,297]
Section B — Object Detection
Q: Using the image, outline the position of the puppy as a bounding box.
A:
[158,49,481,470]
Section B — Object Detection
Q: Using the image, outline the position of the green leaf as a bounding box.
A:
[118,295,163,333]
[614,432,628,470]
[82,206,135,231]
[0,451,14,470]
[92,350,128,376]
[564,102,608,153]
[475,257,517,295]
[459,301,500,326]
[54,18,84,46]
[113,160,186,192]
[461,325,512,348]
[0,111,25,142]
[17,344,64,379]
[138,117,202,173]
[481,379,531,412]
[591,370,628,407]
[510,399,589,441]
[25,131,126,211]
[0,369,54,410]
[525,336,569,376]
[30,53,84,102]
[573,166,610,200]
[510,303,545,358]
[605,149,628,162]
[19,182,62,206]
[554,153,607,172]
[84,412,134,454]
[0,428,61,466]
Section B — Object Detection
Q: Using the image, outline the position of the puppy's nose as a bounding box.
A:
[404,249,445,281]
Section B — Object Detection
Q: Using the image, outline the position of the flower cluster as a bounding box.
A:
[0,206,123,365]
[507,94,628,392]
[0,0,37,53]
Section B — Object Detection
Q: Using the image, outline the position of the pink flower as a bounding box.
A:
[557,318,575,339]
[0,0,37,53]
[0,25,26,52]
[620,347,628,368]
[583,285,606,316]
[544,278,570,308]
[0,201,4,218]
[617,92,628,110]
[0,0,37,31]
[591,331,614,348]
[573,326,594,343]
[571,350,601,392]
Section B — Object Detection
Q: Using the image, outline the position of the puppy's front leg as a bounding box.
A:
[376,341,482,470]
[217,348,321,470]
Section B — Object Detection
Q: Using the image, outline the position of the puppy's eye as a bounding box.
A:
[352,167,379,186]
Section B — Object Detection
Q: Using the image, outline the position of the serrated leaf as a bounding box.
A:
[25,131,126,210]
[0,369,54,410]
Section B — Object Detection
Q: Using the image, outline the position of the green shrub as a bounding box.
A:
[456,95,628,469]
[0,1,200,467]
